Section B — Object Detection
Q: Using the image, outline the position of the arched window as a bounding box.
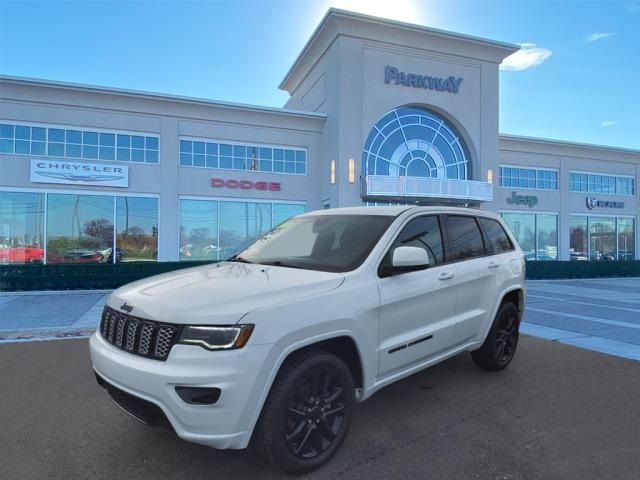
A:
[362,106,469,180]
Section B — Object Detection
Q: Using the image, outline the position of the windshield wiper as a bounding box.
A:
[226,255,254,264]
[261,261,305,270]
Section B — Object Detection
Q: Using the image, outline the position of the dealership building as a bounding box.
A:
[1,9,639,265]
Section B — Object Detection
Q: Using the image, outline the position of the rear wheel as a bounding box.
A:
[471,301,520,371]
[254,349,354,474]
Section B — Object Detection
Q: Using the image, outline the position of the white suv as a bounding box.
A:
[90,206,525,473]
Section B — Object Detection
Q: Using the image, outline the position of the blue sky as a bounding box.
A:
[0,0,638,149]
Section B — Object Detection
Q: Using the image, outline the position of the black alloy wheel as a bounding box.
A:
[471,301,520,371]
[285,370,347,459]
[254,348,354,474]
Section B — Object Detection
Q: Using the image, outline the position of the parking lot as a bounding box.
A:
[1,278,639,479]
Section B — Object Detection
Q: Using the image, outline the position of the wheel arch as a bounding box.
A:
[477,286,525,346]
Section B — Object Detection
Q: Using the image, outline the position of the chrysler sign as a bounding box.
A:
[30,160,129,187]
[211,178,281,191]
[384,65,463,94]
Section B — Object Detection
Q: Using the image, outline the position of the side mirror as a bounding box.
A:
[390,246,430,274]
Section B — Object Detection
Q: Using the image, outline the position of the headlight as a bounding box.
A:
[178,324,254,351]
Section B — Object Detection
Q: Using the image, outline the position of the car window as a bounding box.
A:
[445,215,485,261]
[478,217,514,254]
[381,215,444,269]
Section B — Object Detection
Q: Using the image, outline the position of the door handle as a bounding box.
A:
[488,262,500,269]
[438,272,455,280]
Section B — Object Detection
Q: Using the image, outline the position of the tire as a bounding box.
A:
[471,301,520,371]
[254,348,355,474]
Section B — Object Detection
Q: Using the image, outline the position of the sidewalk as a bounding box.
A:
[0,290,110,342]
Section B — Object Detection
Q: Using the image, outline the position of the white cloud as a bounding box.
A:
[585,32,615,43]
[601,120,618,128]
[500,43,552,71]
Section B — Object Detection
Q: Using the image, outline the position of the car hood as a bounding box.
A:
[107,262,345,325]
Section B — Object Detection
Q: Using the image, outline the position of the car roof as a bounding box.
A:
[306,205,503,220]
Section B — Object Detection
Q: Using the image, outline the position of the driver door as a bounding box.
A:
[376,215,458,378]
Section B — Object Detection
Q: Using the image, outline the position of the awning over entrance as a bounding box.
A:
[361,175,493,204]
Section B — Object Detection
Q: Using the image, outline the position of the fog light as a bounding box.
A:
[175,386,221,405]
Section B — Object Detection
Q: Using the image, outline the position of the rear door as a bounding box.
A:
[442,214,496,345]
[376,215,458,378]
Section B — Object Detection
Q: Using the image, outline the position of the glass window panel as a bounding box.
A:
[131,136,145,149]
[234,145,247,158]
[117,134,131,148]
[445,215,485,261]
[206,155,218,168]
[180,140,192,153]
[274,149,284,160]
[272,203,306,226]
[193,154,205,167]
[536,214,557,260]
[66,130,82,144]
[100,133,116,146]
[145,150,158,163]
[116,148,130,161]
[46,194,114,264]
[179,199,219,261]
[49,128,65,142]
[569,216,588,261]
[259,147,272,159]
[193,141,205,154]
[617,218,635,261]
[83,145,99,159]
[83,131,99,145]
[502,213,536,261]
[273,161,284,173]
[259,160,272,172]
[220,144,232,156]
[31,127,46,141]
[48,142,64,156]
[589,217,616,261]
[179,153,192,166]
[131,149,145,162]
[99,146,115,160]
[285,150,295,162]
[295,163,306,174]
[116,197,158,263]
[220,156,232,169]
[233,158,246,170]
[295,150,306,163]
[219,201,272,258]
[15,140,30,154]
[0,138,13,153]
[206,142,217,155]
[15,125,30,140]
[0,124,14,138]
[34,139,45,157]
[0,191,45,264]
[284,162,295,173]
[145,137,159,150]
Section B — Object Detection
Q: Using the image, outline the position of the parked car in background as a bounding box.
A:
[90,206,526,473]
[0,245,44,264]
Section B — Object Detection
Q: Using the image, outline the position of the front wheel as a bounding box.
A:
[254,348,354,474]
[471,301,520,371]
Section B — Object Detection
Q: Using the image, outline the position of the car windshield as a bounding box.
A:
[230,214,395,273]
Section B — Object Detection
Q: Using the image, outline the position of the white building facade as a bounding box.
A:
[1,9,638,264]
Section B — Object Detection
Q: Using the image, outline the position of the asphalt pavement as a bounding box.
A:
[1,335,639,480]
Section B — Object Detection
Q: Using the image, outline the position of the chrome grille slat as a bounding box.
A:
[99,306,180,361]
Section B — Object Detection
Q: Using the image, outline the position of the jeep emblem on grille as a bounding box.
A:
[120,302,133,313]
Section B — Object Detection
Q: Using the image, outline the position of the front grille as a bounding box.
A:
[100,306,182,361]
[95,372,175,433]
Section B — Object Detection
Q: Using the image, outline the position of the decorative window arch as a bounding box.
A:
[362,106,469,180]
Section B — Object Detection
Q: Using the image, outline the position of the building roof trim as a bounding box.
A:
[279,8,520,92]
[500,133,640,157]
[0,74,327,120]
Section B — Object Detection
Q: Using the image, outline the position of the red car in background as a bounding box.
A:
[0,245,44,264]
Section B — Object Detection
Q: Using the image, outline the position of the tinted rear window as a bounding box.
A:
[478,217,514,254]
[445,215,485,261]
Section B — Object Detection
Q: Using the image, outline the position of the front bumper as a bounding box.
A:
[89,332,275,449]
